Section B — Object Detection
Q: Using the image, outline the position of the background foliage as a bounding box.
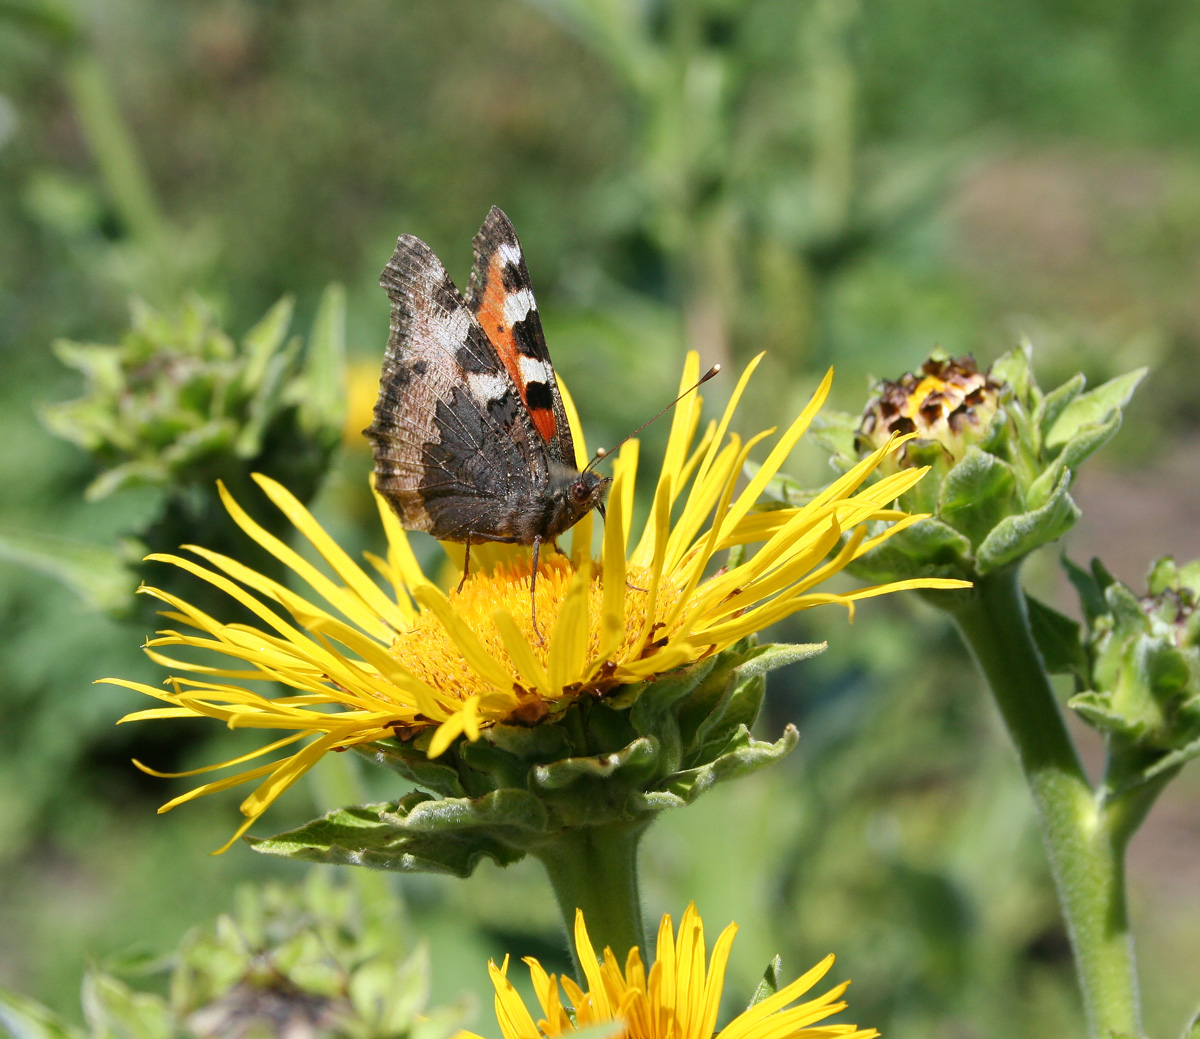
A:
[2,1,1200,1036]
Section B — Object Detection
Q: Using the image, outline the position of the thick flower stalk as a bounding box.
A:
[107,352,965,955]
[472,904,877,1039]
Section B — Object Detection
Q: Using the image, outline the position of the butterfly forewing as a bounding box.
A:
[466,207,575,466]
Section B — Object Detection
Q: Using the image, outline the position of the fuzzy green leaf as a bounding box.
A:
[747,956,783,1009]
[236,295,294,396]
[1025,594,1087,684]
[355,741,467,798]
[248,798,530,875]
[669,723,798,805]
[1037,372,1086,441]
[81,972,171,1039]
[975,470,1080,573]
[297,283,347,442]
[1044,368,1146,456]
[532,736,660,791]
[938,447,1019,548]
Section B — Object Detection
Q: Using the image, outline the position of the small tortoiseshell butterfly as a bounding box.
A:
[366,207,610,631]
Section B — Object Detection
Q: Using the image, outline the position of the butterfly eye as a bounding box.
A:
[570,480,591,504]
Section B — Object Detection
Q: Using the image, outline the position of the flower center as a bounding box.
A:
[390,555,686,707]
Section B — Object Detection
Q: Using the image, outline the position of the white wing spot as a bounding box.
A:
[497,242,523,267]
[469,372,509,403]
[503,287,536,326]
[518,355,552,385]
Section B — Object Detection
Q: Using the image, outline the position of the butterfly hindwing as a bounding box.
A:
[367,233,549,539]
[466,206,575,465]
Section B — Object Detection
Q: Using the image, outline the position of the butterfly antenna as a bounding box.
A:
[586,364,721,471]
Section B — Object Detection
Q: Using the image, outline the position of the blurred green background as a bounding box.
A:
[2,0,1200,1036]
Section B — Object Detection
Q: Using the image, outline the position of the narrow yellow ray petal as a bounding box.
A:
[371,479,430,597]
[718,368,833,538]
[547,559,591,690]
[615,439,639,550]
[493,607,552,697]
[156,759,282,814]
[215,481,398,638]
[631,473,675,655]
[593,465,628,668]
[251,473,409,631]
[692,352,763,489]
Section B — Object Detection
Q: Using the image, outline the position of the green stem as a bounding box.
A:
[532,822,649,972]
[946,567,1142,1038]
[63,52,167,248]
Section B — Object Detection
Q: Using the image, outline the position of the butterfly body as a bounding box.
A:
[366,207,610,596]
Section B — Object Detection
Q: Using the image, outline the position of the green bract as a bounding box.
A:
[0,874,461,1039]
[808,343,1145,582]
[249,638,814,875]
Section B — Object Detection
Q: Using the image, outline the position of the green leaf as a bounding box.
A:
[989,340,1033,399]
[0,529,138,612]
[81,972,171,1039]
[1062,555,1110,626]
[667,723,798,806]
[1037,372,1086,441]
[1139,733,1200,784]
[975,470,1080,573]
[297,282,347,442]
[395,788,549,834]
[938,447,1018,548]
[237,296,294,395]
[747,956,783,1009]
[1043,368,1146,455]
[0,986,85,1039]
[1025,594,1087,684]
[849,517,973,583]
[248,799,530,875]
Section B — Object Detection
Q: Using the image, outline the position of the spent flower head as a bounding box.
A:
[107,353,965,853]
[473,903,877,1039]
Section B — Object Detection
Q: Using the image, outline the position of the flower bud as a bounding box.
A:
[1066,556,1200,756]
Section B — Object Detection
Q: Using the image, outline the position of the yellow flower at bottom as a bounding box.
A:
[104,352,968,851]
[475,904,877,1039]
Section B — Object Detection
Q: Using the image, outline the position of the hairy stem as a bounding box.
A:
[533,822,649,971]
[946,567,1142,1038]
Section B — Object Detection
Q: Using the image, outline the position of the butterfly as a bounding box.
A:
[365,206,610,636]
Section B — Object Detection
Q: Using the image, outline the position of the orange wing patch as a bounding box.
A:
[475,251,558,443]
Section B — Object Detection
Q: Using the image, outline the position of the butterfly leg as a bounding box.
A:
[457,533,474,593]
[530,536,544,642]
[457,531,520,594]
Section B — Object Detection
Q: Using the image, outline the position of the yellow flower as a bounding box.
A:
[474,903,877,1039]
[105,352,966,851]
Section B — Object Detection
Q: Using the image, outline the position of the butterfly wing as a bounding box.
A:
[367,233,550,541]
[466,206,576,467]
